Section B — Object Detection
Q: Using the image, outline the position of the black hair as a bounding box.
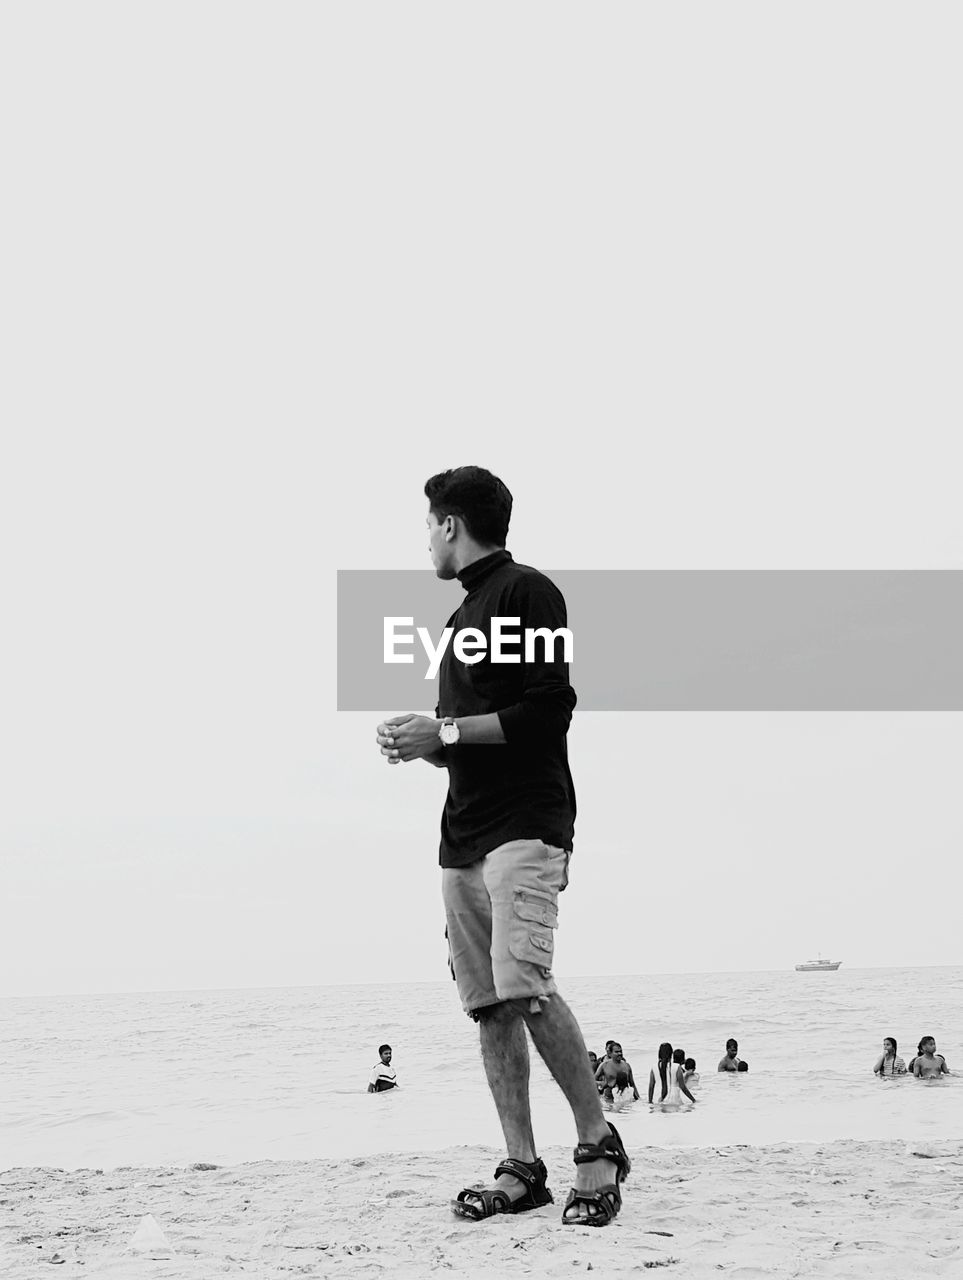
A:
[615,1069,629,1090]
[737,1060,749,1072]
[918,1036,935,1053]
[684,1057,696,1071]
[726,1038,738,1051]
[378,1043,391,1055]
[658,1042,673,1101]
[424,466,513,547]
[672,1048,685,1065]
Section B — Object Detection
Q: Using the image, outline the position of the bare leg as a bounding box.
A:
[520,993,624,1223]
[459,1004,537,1212]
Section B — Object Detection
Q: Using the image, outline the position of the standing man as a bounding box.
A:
[367,1043,398,1092]
[375,466,630,1227]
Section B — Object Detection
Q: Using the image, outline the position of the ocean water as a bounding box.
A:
[2,967,961,1172]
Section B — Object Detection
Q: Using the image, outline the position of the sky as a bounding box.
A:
[2,3,961,997]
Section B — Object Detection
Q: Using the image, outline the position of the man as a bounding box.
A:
[718,1038,742,1071]
[594,1043,640,1102]
[375,466,630,1228]
[367,1043,398,1092]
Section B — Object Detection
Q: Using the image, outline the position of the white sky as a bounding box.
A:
[2,4,961,996]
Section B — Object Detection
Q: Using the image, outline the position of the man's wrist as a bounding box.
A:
[438,716,460,746]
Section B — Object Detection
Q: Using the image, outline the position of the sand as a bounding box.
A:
[3,1137,962,1278]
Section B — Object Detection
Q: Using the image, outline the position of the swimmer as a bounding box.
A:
[683,1057,700,1087]
[609,1069,636,1112]
[648,1041,696,1106]
[367,1044,398,1092]
[595,1042,640,1102]
[717,1038,743,1072]
[912,1036,950,1078]
[873,1036,907,1077]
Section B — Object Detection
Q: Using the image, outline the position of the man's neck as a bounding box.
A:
[452,542,502,575]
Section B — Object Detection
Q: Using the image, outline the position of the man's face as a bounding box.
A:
[727,1042,738,1058]
[612,1044,623,1061]
[380,1048,392,1064]
[427,509,457,579]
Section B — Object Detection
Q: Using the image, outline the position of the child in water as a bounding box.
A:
[683,1057,700,1087]
[609,1068,636,1112]
[912,1036,950,1078]
[873,1036,906,1076]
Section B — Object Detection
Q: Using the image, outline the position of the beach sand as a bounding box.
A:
[3,1137,962,1278]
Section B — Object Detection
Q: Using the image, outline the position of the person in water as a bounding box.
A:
[912,1036,950,1078]
[683,1057,700,1087]
[736,1060,749,1073]
[609,1069,636,1112]
[595,1042,641,1102]
[648,1042,697,1106]
[717,1038,742,1072]
[874,1036,907,1076]
[367,1044,398,1092]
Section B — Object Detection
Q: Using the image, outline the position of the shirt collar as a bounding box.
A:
[457,548,512,591]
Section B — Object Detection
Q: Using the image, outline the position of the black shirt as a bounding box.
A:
[435,550,577,868]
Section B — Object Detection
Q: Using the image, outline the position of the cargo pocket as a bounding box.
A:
[507,886,558,978]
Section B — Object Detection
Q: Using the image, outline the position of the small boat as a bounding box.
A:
[795,955,841,972]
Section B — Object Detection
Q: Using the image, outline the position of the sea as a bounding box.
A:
[2,966,961,1172]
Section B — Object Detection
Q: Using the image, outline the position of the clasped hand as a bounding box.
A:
[375,713,441,764]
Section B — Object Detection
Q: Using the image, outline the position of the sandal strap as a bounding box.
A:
[456,1186,511,1215]
[561,1183,622,1227]
[572,1123,630,1182]
[494,1157,545,1187]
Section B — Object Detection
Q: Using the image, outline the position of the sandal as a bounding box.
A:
[561,1121,631,1228]
[451,1156,554,1221]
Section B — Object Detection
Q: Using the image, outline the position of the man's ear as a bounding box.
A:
[444,515,457,541]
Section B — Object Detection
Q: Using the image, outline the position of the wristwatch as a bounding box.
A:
[438,717,461,746]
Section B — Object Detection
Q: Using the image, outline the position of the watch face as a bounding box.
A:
[440,723,459,745]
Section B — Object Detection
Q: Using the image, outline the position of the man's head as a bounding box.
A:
[726,1038,738,1057]
[605,1040,615,1056]
[918,1036,936,1055]
[424,466,513,579]
[378,1044,392,1064]
[611,1042,623,1061]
